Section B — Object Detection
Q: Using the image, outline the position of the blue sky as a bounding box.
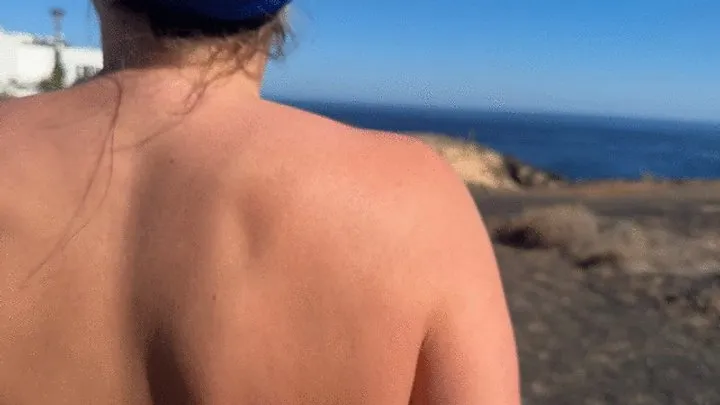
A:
[2,0,719,121]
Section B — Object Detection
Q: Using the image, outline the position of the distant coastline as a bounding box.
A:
[410,132,720,193]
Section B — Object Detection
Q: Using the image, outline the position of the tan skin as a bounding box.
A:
[0,4,520,404]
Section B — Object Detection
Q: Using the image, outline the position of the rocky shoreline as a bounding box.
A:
[413,132,720,193]
[413,133,567,190]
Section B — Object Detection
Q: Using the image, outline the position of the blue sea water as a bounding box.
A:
[277,99,720,181]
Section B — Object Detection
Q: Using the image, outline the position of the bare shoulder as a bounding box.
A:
[258,102,499,284]
[264,106,519,401]
[0,95,31,131]
[258,100,460,188]
[0,85,110,138]
[258,100,486,239]
[224,101,500,294]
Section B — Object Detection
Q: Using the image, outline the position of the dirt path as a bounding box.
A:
[477,183,720,405]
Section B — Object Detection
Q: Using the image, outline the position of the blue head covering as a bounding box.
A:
[153,0,292,21]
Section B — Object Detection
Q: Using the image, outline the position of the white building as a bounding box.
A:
[0,26,103,97]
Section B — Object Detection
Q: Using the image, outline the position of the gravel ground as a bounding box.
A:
[476,182,720,405]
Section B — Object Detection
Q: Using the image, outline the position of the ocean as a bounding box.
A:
[277,99,720,181]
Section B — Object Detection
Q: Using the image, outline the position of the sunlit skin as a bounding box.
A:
[0,2,520,404]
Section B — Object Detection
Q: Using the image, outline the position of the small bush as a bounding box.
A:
[494,204,600,250]
[493,205,650,269]
[494,205,720,273]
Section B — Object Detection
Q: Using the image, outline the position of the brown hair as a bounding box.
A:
[109,0,291,72]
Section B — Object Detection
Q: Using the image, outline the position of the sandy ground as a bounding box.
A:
[474,181,720,405]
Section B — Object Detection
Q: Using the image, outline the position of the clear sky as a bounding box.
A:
[2,0,719,122]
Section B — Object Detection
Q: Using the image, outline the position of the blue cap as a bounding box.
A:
[154,0,292,21]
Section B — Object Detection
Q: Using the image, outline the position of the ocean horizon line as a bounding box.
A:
[270,97,720,129]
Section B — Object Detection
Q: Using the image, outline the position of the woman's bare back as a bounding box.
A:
[0,77,519,404]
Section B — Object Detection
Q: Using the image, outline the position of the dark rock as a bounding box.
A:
[504,155,567,188]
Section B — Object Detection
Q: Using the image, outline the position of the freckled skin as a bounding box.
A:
[0,75,520,404]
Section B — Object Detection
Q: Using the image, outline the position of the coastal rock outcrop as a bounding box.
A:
[414,133,565,190]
